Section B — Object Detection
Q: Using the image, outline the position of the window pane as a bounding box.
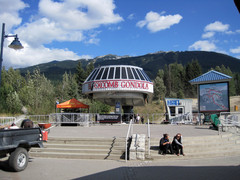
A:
[170,107,176,116]
[132,68,140,80]
[108,67,114,79]
[90,68,99,81]
[141,70,151,82]
[136,69,145,80]
[122,67,127,79]
[115,67,120,79]
[102,68,109,79]
[86,69,96,81]
[96,68,104,80]
[127,67,134,79]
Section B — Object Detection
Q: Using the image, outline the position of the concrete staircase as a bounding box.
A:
[147,133,240,160]
[30,134,240,160]
[30,137,126,160]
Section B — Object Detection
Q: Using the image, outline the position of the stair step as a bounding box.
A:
[150,138,239,145]
[29,134,240,161]
[31,148,109,154]
[43,144,110,149]
[149,141,237,149]
[149,145,240,154]
[30,152,108,159]
[148,149,240,160]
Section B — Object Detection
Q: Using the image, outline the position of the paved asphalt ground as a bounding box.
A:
[1,156,240,180]
[1,124,240,180]
[48,124,221,138]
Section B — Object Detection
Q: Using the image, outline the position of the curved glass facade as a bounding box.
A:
[85,65,152,82]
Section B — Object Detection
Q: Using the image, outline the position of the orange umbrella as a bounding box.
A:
[56,98,89,109]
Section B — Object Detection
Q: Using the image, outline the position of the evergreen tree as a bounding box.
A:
[235,73,240,95]
[214,65,236,96]
[75,61,86,96]
[86,62,94,77]
[184,60,202,97]
[6,91,22,114]
[20,68,55,114]
[69,73,79,99]
[153,76,166,100]
[61,72,71,101]
[163,64,171,96]
[169,62,184,98]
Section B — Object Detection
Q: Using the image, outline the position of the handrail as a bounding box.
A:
[147,118,151,156]
[125,119,133,162]
[0,117,16,126]
[219,112,240,134]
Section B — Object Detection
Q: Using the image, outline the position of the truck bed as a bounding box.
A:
[0,128,43,152]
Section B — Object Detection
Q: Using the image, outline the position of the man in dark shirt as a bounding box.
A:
[159,133,173,155]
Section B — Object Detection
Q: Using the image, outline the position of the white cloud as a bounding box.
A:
[236,29,240,33]
[189,40,217,51]
[202,32,215,39]
[2,41,91,68]
[127,13,135,20]
[0,0,28,31]
[84,31,101,45]
[16,18,85,47]
[1,0,123,68]
[136,11,182,33]
[204,21,229,32]
[225,31,235,35]
[39,0,123,30]
[230,46,240,54]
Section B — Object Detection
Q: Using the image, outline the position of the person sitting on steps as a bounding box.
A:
[172,133,185,156]
[159,133,173,155]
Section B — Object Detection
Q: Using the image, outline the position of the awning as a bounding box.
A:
[56,98,89,109]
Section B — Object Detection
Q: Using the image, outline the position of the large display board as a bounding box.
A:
[199,82,229,112]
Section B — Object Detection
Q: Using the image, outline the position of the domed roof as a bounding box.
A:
[82,65,153,106]
[84,65,152,83]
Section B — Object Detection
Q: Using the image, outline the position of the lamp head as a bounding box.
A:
[8,36,24,50]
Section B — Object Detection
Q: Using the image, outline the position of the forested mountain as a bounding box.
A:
[2,51,240,115]
[18,51,240,81]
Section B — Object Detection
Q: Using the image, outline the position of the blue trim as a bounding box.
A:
[189,70,232,84]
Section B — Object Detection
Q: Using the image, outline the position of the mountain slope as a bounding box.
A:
[18,51,240,81]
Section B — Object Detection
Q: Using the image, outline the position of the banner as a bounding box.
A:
[96,114,121,123]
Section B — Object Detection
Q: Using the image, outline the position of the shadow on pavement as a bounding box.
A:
[73,165,240,180]
[0,157,34,172]
[0,159,13,172]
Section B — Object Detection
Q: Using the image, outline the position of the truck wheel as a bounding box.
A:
[9,147,29,172]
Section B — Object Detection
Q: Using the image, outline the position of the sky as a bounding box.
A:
[0,0,240,68]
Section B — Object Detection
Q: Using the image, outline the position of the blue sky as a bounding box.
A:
[0,0,240,68]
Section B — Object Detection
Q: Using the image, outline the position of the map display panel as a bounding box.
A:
[199,83,229,112]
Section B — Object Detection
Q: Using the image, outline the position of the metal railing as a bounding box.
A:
[219,112,240,134]
[169,113,204,125]
[125,119,133,162]
[147,118,151,156]
[27,115,50,124]
[49,113,92,126]
[0,117,17,126]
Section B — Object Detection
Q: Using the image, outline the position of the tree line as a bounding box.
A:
[0,60,240,115]
[153,60,240,101]
[0,61,110,115]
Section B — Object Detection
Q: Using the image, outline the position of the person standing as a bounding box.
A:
[172,133,185,156]
[159,134,173,155]
[136,114,140,124]
[141,116,144,124]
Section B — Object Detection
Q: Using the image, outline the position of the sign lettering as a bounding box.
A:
[88,80,150,90]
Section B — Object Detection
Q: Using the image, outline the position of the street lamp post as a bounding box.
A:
[0,23,24,86]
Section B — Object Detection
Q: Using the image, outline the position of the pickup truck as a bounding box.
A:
[0,127,43,172]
